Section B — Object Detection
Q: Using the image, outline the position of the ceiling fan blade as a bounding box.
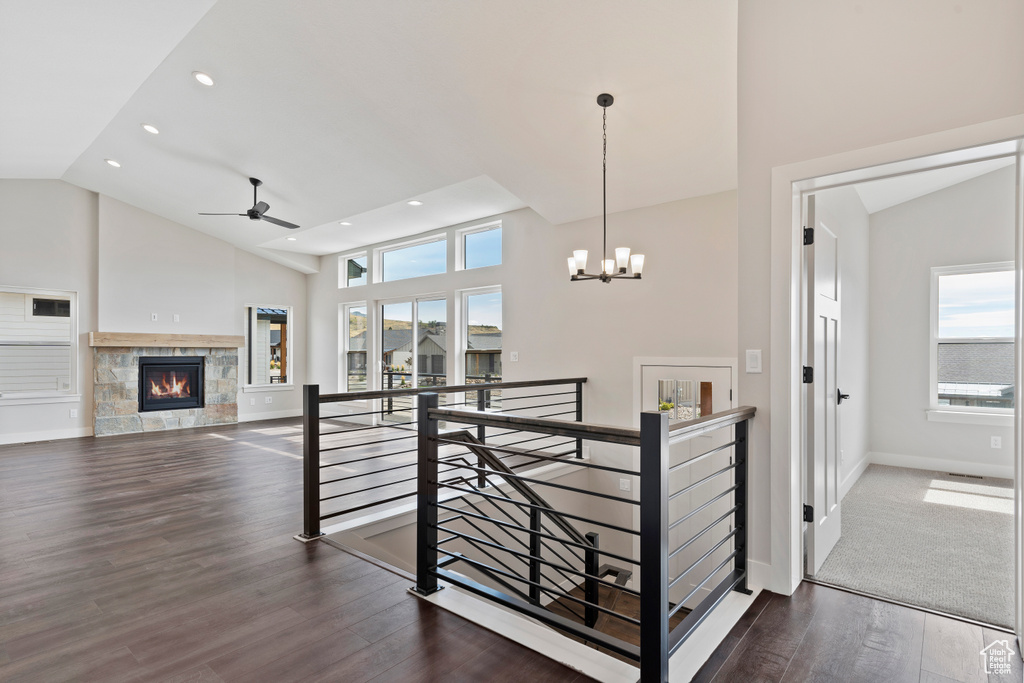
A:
[259,214,300,230]
[199,212,247,216]
[253,201,270,214]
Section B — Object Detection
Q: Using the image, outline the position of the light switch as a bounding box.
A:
[745,349,762,374]
[510,351,519,362]
[173,314,180,323]
[151,313,158,322]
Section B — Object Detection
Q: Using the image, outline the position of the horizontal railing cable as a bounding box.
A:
[667,439,738,473]
[668,463,737,502]
[438,460,639,506]
[668,485,740,532]
[667,528,740,591]
[668,550,742,620]
[435,439,638,476]
[668,506,739,561]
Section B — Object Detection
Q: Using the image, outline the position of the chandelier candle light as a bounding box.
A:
[568,93,645,283]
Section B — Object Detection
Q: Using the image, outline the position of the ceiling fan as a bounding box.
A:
[199,177,299,229]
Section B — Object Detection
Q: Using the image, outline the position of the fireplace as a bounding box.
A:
[138,356,204,412]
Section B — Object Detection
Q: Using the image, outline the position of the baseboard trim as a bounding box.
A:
[869,451,1013,480]
[237,408,302,422]
[0,426,93,445]
[839,455,870,500]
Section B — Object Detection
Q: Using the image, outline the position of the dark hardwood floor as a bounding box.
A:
[0,418,589,682]
[693,582,1022,683]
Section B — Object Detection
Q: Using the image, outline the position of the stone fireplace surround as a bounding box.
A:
[90,332,244,437]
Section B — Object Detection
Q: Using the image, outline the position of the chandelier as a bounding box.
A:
[568,93,644,283]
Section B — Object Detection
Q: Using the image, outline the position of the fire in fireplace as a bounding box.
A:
[138,357,204,412]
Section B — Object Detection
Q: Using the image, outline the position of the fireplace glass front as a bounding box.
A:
[138,357,204,412]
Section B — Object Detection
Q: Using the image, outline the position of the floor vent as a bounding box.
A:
[948,472,984,480]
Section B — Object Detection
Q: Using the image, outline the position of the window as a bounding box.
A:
[461,225,502,270]
[245,306,292,387]
[465,289,502,408]
[380,238,447,282]
[344,304,367,391]
[342,254,367,288]
[931,263,1014,411]
[0,287,77,398]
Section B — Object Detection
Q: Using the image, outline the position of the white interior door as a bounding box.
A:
[805,195,843,576]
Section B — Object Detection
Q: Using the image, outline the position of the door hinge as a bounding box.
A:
[729,389,733,401]
[803,226,814,245]
[803,504,813,523]
[802,366,813,383]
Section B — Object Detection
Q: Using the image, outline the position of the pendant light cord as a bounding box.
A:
[602,105,607,264]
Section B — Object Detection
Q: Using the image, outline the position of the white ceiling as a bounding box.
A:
[852,157,1017,214]
[1,1,738,272]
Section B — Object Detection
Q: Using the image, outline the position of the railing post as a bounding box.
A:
[575,380,584,458]
[734,418,752,594]
[477,388,487,488]
[639,410,670,683]
[584,531,599,627]
[529,507,541,604]
[414,393,442,595]
[387,372,394,415]
[299,384,323,540]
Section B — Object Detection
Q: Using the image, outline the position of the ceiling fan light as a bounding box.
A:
[573,250,588,272]
[631,253,645,276]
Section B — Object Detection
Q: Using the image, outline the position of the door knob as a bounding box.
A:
[837,389,850,405]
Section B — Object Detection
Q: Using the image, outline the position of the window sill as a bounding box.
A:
[242,384,294,393]
[0,393,82,406]
[926,409,1013,427]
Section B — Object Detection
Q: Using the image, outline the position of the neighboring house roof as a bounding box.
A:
[938,342,1013,386]
[468,333,502,350]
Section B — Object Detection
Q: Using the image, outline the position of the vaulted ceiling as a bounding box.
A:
[0,1,738,271]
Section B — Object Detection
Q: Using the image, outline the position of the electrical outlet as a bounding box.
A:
[510,351,519,362]
[249,397,256,406]
[619,478,631,492]
[173,314,180,323]
[265,396,273,404]
[69,408,77,418]
[151,313,158,321]
[991,436,1002,449]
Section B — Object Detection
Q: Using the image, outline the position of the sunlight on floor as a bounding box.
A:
[923,486,1014,514]
[929,479,1014,498]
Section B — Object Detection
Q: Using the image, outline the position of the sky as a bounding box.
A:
[938,270,1015,338]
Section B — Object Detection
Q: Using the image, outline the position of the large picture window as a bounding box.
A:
[931,263,1014,411]
[0,287,77,398]
[245,305,292,387]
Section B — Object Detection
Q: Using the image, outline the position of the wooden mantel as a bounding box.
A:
[89,332,245,348]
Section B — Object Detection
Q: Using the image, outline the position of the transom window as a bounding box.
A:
[380,238,447,282]
[461,225,502,270]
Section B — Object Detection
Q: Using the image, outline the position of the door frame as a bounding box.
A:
[767,114,1024,645]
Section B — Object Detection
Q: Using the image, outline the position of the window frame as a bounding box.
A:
[374,233,448,284]
[338,252,368,289]
[340,301,369,393]
[242,304,294,391]
[460,285,502,386]
[456,221,502,271]
[0,285,79,404]
[928,261,1015,419]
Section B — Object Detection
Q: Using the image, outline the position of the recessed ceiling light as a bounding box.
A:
[105,159,121,168]
[286,237,297,241]
[192,71,214,86]
[339,221,352,226]
[142,124,159,135]
[407,200,423,206]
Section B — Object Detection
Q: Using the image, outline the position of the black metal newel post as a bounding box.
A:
[477,388,487,488]
[734,419,752,595]
[575,380,584,458]
[584,531,600,627]
[414,392,442,595]
[529,507,542,604]
[639,410,670,683]
[300,384,323,540]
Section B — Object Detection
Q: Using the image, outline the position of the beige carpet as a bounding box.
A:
[815,464,1014,628]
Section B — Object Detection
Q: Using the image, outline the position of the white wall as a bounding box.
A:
[869,167,1016,475]
[737,0,1024,589]
[0,180,308,442]
[813,186,870,493]
[0,180,97,442]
